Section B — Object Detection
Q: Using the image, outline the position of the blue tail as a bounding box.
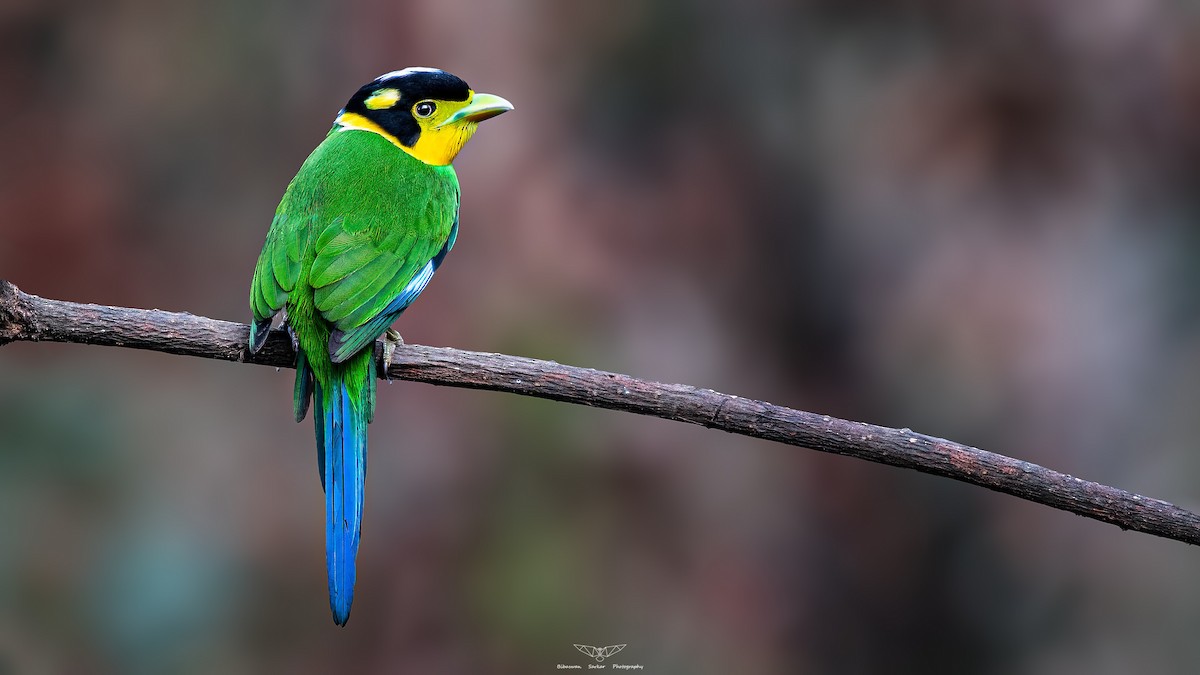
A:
[313,376,366,626]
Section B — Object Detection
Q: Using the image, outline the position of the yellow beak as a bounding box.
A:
[439,92,514,127]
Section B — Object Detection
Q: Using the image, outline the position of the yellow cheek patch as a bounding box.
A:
[335,110,479,166]
[408,123,479,166]
[364,88,401,110]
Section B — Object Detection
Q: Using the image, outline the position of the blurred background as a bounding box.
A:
[3,0,1200,672]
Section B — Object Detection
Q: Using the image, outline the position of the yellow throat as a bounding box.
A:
[334,111,478,167]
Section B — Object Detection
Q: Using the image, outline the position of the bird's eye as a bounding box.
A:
[414,101,436,118]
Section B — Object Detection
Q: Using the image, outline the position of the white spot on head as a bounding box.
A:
[375,67,443,82]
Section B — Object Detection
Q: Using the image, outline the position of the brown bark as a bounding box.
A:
[3,279,1198,547]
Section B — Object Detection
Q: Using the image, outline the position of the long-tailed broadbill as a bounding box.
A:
[247,68,512,625]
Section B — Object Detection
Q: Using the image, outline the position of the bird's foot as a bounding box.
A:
[380,328,404,381]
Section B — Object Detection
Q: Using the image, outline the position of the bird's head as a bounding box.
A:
[335,67,513,166]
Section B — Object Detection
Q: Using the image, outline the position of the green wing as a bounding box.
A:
[309,189,457,363]
[248,209,311,352]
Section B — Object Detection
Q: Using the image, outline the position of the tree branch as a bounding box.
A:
[3,279,1199,546]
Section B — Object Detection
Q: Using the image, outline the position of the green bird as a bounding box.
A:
[246,68,511,626]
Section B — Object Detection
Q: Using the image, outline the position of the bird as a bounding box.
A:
[246,68,512,625]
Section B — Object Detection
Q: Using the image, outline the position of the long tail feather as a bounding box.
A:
[294,350,313,423]
[313,373,367,626]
